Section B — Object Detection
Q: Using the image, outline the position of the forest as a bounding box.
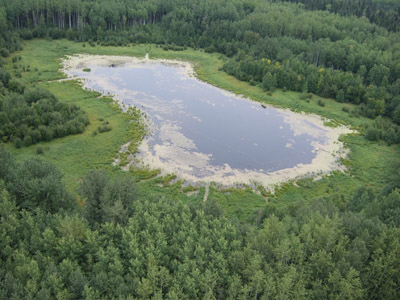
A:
[0,84,89,147]
[0,0,399,299]
[278,0,400,31]
[1,146,399,299]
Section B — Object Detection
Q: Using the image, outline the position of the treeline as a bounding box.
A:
[0,146,399,299]
[0,7,21,56]
[1,0,170,32]
[276,0,400,31]
[223,51,400,123]
[0,64,89,147]
[365,116,400,145]
[2,0,399,33]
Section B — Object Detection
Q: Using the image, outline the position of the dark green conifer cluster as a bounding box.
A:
[0,146,399,299]
[0,85,89,147]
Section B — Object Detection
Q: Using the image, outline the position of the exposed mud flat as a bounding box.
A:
[62,54,194,78]
[62,54,353,191]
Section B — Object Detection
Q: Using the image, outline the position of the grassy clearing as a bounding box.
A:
[4,39,399,221]
[271,135,399,207]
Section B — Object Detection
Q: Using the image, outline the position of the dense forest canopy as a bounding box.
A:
[0,86,89,147]
[276,0,400,31]
[0,146,399,299]
[0,62,89,147]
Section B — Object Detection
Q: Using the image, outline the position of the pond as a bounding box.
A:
[63,55,351,189]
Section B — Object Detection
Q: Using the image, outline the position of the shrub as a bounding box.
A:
[48,28,65,40]
[36,146,44,155]
[350,108,361,117]
[98,125,112,133]
[14,138,22,148]
[317,99,325,107]
[383,128,397,145]
[365,127,380,141]
[0,68,11,86]
[393,104,400,125]
[205,45,216,53]
[23,135,32,147]
[7,158,73,213]
[0,48,9,58]
[336,89,345,102]
[19,29,33,40]
[8,79,24,93]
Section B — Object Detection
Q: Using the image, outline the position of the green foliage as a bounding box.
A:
[0,87,89,147]
[0,144,16,180]
[8,160,74,213]
[262,72,276,91]
[0,146,74,213]
[365,127,380,141]
[13,137,22,148]
[393,104,400,125]
[365,117,400,145]
[0,150,399,299]
[162,44,187,51]
[0,67,10,86]
[79,170,137,226]
[0,48,9,57]
[278,0,400,31]
[36,146,43,154]
[98,124,112,133]
[336,89,345,103]
[317,99,325,107]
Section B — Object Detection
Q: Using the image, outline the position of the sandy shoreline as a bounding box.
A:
[62,53,195,77]
[61,54,354,192]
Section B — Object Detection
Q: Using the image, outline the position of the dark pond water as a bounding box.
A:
[67,58,332,184]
